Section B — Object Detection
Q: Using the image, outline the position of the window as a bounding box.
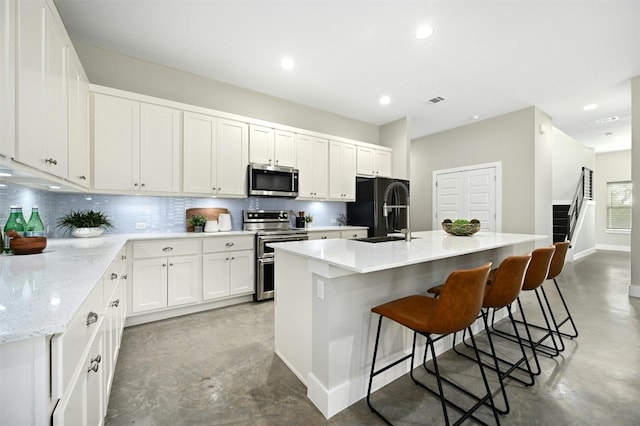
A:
[606,181,632,230]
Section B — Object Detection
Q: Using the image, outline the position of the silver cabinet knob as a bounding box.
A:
[111,299,120,307]
[162,247,173,252]
[79,175,87,180]
[225,242,234,247]
[111,273,118,280]
[45,158,58,165]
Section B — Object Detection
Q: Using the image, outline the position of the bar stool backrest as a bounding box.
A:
[428,262,492,335]
[483,254,532,308]
[547,241,570,280]
[522,246,555,291]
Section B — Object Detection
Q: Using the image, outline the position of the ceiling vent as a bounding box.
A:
[427,96,446,105]
[595,116,619,124]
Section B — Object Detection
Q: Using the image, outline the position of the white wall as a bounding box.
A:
[75,44,381,145]
[380,117,410,179]
[534,108,554,245]
[630,75,640,298]
[594,150,631,251]
[411,107,552,240]
[552,127,596,201]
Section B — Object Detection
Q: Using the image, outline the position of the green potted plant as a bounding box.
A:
[305,214,314,227]
[57,209,114,238]
[189,214,207,233]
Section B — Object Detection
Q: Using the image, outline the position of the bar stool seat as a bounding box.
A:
[542,241,578,339]
[367,262,499,425]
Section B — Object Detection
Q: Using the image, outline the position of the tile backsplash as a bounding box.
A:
[0,183,346,238]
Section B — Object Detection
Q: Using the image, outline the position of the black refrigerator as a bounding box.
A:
[347,177,410,237]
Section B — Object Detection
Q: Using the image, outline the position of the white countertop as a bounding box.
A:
[0,231,254,345]
[270,230,547,274]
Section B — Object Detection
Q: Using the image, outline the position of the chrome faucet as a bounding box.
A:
[382,181,411,241]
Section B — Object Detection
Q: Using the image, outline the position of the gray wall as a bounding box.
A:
[411,107,551,236]
[75,44,381,145]
[594,150,631,250]
[380,117,410,180]
[631,75,640,297]
[552,127,595,201]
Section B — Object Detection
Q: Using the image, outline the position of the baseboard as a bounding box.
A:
[572,247,596,260]
[595,244,631,253]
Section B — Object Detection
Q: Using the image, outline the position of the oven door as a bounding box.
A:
[256,257,275,301]
[257,234,308,257]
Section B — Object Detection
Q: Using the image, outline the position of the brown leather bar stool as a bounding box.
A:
[541,241,578,339]
[428,255,534,415]
[367,263,499,426]
[490,246,562,359]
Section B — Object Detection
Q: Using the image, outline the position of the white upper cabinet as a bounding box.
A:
[67,50,90,187]
[356,145,392,178]
[329,141,356,201]
[183,112,248,197]
[296,134,328,199]
[93,93,181,193]
[249,125,296,167]
[0,0,15,158]
[16,0,69,178]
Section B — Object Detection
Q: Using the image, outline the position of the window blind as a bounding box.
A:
[606,181,632,230]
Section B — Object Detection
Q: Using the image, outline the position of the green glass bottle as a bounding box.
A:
[25,206,46,237]
[3,206,25,254]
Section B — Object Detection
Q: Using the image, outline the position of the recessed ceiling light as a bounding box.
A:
[583,103,598,111]
[281,57,295,71]
[48,185,61,189]
[379,95,391,105]
[415,25,434,40]
[471,115,480,120]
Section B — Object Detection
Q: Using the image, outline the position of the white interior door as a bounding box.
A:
[434,163,500,231]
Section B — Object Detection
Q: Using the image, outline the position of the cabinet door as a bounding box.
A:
[202,252,229,300]
[132,258,167,313]
[17,0,68,177]
[183,112,216,194]
[312,137,329,199]
[0,0,15,158]
[216,119,248,196]
[356,146,375,176]
[307,231,341,240]
[341,229,367,239]
[374,149,392,177]
[229,250,254,295]
[167,254,201,307]
[296,134,314,198]
[139,103,180,192]
[340,143,356,200]
[44,11,68,178]
[274,130,296,167]
[249,124,274,165]
[67,52,90,187]
[93,94,140,191]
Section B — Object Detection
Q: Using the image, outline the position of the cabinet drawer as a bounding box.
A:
[341,230,368,239]
[203,236,254,253]
[51,280,104,398]
[308,231,341,240]
[133,239,199,259]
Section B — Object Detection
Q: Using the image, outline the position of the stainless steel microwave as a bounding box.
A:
[248,163,299,197]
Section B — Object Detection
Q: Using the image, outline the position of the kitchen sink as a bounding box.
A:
[355,236,417,243]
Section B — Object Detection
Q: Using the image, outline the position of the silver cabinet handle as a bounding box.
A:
[121,274,127,279]
[111,273,118,280]
[111,299,120,308]
[321,236,327,239]
[79,175,86,180]
[45,158,58,165]
[86,311,98,325]
[169,263,174,266]
[121,254,127,260]
[141,183,145,187]
[162,247,173,252]
[162,263,167,267]
[225,242,234,247]
[134,183,139,186]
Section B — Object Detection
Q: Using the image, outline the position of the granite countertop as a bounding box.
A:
[0,231,255,345]
[270,230,547,274]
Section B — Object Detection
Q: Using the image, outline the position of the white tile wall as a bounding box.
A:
[0,184,345,237]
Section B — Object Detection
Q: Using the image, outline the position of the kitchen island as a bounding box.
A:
[271,230,546,418]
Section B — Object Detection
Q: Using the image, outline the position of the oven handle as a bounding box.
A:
[258,257,274,264]
[259,235,309,243]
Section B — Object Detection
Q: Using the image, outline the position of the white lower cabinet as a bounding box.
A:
[52,247,127,426]
[307,228,367,240]
[131,239,201,313]
[202,236,254,300]
[341,229,368,239]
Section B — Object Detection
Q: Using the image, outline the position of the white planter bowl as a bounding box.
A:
[71,227,104,238]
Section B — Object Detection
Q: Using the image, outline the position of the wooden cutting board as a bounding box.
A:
[185,207,229,231]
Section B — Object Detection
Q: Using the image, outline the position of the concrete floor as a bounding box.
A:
[105,250,639,425]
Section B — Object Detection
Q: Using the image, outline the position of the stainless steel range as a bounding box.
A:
[243,210,308,301]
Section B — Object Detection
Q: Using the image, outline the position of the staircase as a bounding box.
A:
[552,204,570,243]
[553,167,593,244]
